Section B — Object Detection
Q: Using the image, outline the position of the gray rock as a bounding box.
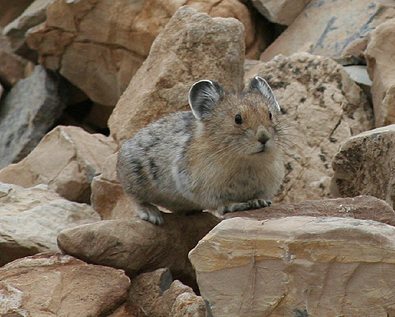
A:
[0,64,67,169]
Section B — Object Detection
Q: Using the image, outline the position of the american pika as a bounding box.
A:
[117,76,285,225]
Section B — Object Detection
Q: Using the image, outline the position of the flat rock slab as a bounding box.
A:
[57,212,220,289]
[0,253,130,317]
[225,195,395,226]
[331,124,395,209]
[0,182,100,266]
[189,216,395,316]
[260,0,395,62]
[0,65,67,169]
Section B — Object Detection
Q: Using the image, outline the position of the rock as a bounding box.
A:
[108,5,245,143]
[0,125,117,203]
[0,253,130,316]
[251,0,309,26]
[331,125,395,209]
[245,53,373,203]
[91,153,134,219]
[189,216,395,316]
[260,0,395,62]
[343,65,372,100]
[0,48,30,86]
[225,195,395,226]
[3,0,55,58]
[27,0,258,106]
[57,212,220,289]
[0,0,34,27]
[0,182,100,266]
[366,18,395,126]
[0,65,67,170]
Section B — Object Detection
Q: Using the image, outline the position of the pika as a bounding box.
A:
[117,76,286,225]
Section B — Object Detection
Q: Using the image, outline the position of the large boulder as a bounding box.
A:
[366,18,395,126]
[108,5,245,143]
[0,48,30,86]
[190,215,395,316]
[27,0,260,106]
[0,125,117,203]
[245,53,373,203]
[57,212,220,289]
[0,64,67,169]
[331,124,395,209]
[260,0,395,62]
[0,253,130,316]
[0,182,100,266]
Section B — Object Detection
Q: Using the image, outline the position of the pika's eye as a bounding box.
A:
[235,114,243,125]
[269,111,273,121]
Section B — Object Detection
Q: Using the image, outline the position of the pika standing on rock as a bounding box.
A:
[117,76,286,225]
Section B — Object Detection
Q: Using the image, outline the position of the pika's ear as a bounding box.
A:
[248,76,281,112]
[188,80,223,120]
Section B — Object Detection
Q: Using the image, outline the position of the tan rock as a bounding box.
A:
[91,153,135,220]
[189,216,395,316]
[365,18,395,126]
[331,125,395,209]
[0,182,100,266]
[0,253,130,316]
[0,125,117,203]
[3,0,56,57]
[0,48,30,86]
[250,0,310,25]
[260,0,395,62]
[108,5,245,143]
[245,53,373,203]
[0,0,33,27]
[225,195,395,226]
[27,0,258,106]
[57,212,220,288]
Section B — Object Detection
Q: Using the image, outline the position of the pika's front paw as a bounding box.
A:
[218,199,272,215]
[135,202,164,225]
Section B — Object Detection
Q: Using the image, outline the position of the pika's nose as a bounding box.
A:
[257,127,270,145]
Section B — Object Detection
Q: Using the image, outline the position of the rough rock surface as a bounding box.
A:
[245,53,373,203]
[3,0,55,58]
[114,268,206,317]
[251,0,309,26]
[91,153,134,220]
[260,0,395,62]
[108,5,245,143]
[0,65,67,169]
[190,216,395,316]
[57,212,220,289]
[331,124,395,209]
[0,0,33,27]
[0,125,117,203]
[366,18,395,127]
[27,0,258,106]
[225,195,395,226]
[0,48,30,86]
[0,253,130,317]
[0,182,100,266]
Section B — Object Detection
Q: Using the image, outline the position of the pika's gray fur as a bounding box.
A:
[117,76,286,225]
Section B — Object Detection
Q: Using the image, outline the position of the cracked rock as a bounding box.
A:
[245,53,373,203]
[260,0,395,62]
[189,215,395,316]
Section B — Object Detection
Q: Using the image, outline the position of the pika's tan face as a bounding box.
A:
[203,93,280,156]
